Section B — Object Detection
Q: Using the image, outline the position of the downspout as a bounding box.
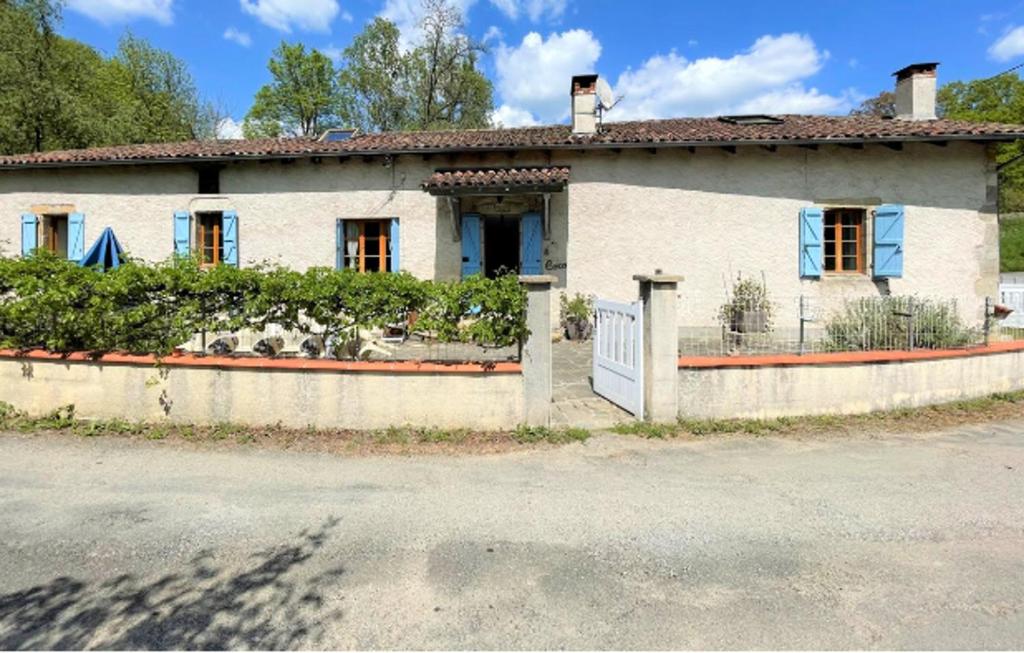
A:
[543,192,551,239]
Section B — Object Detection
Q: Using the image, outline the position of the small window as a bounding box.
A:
[198,168,220,194]
[718,114,784,125]
[341,219,391,272]
[40,214,68,257]
[824,208,866,274]
[195,212,223,267]
[319,128,358,142]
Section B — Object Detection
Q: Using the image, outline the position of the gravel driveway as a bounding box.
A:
[1,423,1023,649]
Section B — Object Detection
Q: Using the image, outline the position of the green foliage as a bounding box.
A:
[334,0,493,132]
[849,90,896,117]
[559,292,592,324]
[416,273,527,347]
[1000,214,1024,272]
[243,41,343,138]
[939,74,1024,213]
[512,424,590,444]
[0,1,217,154]
[403,0,493,130]
[717,274,774,332]
[822,296,978,352]
[337,18,410,133]
[0,255,527,356]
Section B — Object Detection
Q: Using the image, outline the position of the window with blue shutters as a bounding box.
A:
[799,207,823,278]
[336,218,395,272]
[824,208,866,274]
[520,212,543,275]
[21,213,37,256]
[173,210,191,257]
[872,204,905,279]
[222,210,238,267]
[68,212,85,262]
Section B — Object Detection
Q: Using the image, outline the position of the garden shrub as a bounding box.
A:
[0,255,528,357]
[823,296,979,352]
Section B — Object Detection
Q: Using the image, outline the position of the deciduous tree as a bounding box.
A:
[243,42,343,138]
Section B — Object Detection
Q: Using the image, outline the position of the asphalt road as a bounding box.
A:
[1,422,1023,650]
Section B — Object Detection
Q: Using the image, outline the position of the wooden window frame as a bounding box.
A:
[40,214,68,257]
[823,208,866,275]
[195,212,222,268]
[343,219,390,273]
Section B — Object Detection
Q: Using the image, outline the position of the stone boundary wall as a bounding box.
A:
[678,342,1024,419]
[0,350,524,430]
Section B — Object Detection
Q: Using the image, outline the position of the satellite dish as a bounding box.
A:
[595,77,615,111]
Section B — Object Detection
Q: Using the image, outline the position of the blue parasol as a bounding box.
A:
[79,227,125,270]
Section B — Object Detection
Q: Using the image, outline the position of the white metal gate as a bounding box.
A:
[592,299,644,418]
[1000,274,1024,328]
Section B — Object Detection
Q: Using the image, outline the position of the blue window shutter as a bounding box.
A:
[873,204,905,279]
[173,211,190,257]
[389,218,400,272]
[21,213,37,256]
[222,210,238,267]
[460,213,481,278]
[67,212,85,262]
[336,219,345,270]
[799,207,823,278]
[520,212,542,275]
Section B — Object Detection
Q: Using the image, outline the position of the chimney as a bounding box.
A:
[571,74,598,135]
[893,62,938,120]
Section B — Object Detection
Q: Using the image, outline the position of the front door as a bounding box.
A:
[483,216,519,278]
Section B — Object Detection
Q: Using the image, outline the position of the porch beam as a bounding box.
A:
[425,184,568,197]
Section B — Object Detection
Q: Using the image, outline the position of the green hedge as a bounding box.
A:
[0,253,527,356]
[823,296,979,352]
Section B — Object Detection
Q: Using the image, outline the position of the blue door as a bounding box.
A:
[461,213,482,278]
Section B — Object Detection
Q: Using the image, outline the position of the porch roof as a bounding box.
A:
[422,166,570,195]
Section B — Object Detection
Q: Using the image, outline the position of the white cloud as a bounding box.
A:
[223,27,252,47]
[320,44,344,62]
[490,104,539,127]
[611,33,847,120]
[240,0,341,33]
[216,117,245,140]
[494,29,601,122]
[381,0,478,49]
[66,0,173,25]
[489,0,566,22]
[989,25,1024,62]
[482,25,503,43]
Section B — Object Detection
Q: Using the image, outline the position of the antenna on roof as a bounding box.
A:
[594,78,622,130]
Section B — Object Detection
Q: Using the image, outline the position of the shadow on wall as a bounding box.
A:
[0,517,344,650]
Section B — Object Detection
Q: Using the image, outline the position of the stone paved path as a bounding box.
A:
[551,340,632,428]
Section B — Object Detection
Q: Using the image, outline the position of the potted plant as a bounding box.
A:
[559,292,594,341]
[718,274,774,334]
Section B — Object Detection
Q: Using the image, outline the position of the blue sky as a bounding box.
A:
[60,0,1024,136]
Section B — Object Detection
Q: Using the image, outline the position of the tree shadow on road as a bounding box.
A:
[0,517,345,650]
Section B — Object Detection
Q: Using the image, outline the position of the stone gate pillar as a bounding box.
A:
[635,274,682,422]
[519,275,555,426]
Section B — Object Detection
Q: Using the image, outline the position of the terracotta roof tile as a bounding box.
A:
[1,115,1021,168]
[423,166,570,192]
